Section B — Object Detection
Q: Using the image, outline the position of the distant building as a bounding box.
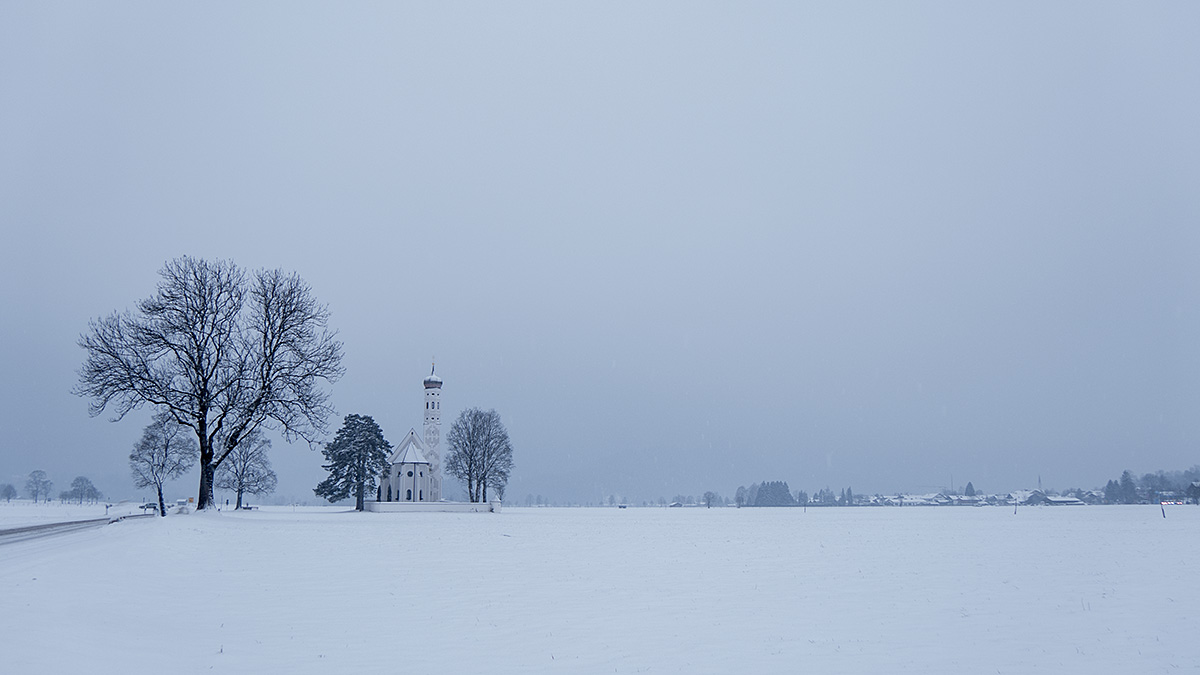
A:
[1024,491,1084,506]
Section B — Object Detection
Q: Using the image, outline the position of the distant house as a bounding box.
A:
[1024,491,1085,506]
[668,501,682,508]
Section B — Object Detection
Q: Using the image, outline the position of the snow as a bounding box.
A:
[0,500,147,529]
[1,505,1197,673]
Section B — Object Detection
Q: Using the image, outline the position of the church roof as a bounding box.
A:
[388,429,430,465]
[397,442,430,465]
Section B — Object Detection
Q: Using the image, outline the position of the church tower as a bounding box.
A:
[422,362,443,501]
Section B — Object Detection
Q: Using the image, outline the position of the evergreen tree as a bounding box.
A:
[1104,479,1120,504]
[1119,470,1138,504]
[314,414,391,511]
[751,481,796,506]
[964,481,976,497]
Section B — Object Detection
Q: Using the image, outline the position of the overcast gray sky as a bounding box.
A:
[2,2,1197,504]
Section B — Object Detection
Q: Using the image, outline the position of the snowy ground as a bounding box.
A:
[1,504,1196,673]
[0,500,148,528]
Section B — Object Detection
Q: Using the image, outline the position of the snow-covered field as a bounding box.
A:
[0,500,150,528]
[1,504,1196,673]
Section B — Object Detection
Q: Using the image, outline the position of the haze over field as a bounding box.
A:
[1,3,1198,504]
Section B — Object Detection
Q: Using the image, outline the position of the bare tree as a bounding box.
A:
[314,414,391,510]
[703,491,720,508]
[0,484,15,502]
[445,408,513,503]
[77,257,344,510]
[61,476,102,504]
[131,411,198,516]
[215,430,277,508]
[25,470,52,502]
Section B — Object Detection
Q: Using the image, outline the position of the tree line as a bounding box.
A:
[313,408,514,510]
[730,481,857,507]
[0,470,102,504]
[1101,467,1200,504]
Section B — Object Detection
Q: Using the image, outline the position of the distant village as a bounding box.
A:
[704,475,1200,508]
[542,472,1200,509]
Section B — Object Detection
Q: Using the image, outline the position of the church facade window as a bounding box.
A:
[406,489,412,501]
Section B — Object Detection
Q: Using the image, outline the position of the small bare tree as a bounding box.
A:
[445,408,513,503]
[61,476,102,504]
[131,411,198,516]
[0,484,15,502]
[77,257,343,510]
[25,470,52,502]
[215,430,277,508]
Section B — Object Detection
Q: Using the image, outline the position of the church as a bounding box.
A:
[378,364,443,503]
[366,364,500,513]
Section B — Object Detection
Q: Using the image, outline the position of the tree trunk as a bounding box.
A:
[198,460,215,510]
[356,481,364,511]
[236,489,244,509]
[482,482,488,503]
[196,421,215,510]
[157,485,167,518]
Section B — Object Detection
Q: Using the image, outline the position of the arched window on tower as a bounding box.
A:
[406,489,412,501]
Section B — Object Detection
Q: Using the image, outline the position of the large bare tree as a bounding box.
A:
[130,410,198,516]
[215,429,277,509]
[77,256,344,510]
[445,408,513,503]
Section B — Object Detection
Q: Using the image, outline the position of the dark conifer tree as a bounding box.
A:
[1119,470,1138,504]
[314,414,391,511]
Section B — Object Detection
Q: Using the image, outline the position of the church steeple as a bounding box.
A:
[424,359,442,388]
[422,359,442,501]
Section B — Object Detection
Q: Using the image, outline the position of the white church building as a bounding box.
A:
[366,364,499,513]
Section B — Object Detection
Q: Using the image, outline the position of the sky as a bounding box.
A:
[1,2,1198,505]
